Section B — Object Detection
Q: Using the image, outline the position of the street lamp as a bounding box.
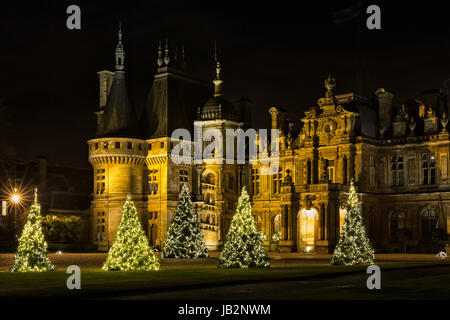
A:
[9,188,21,241]
[11,193,20,204]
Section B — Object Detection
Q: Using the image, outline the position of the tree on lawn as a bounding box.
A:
[218,187,270,268]
[163,184,208,258]
[331,181,375,265]
[11,189,55,272]
[103,194,160,271]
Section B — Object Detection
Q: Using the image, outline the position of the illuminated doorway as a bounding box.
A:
[298,207,318,252]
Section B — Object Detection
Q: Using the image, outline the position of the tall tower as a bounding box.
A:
[88,25,147,251]
[194,44,250,249]
[142,40,212,249]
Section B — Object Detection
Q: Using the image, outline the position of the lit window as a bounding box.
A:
[273,167,282,193]
[391,155,404,187]
[179,170,189,182]
[149,170,159,195]
[252,168,260,194]
[96,168,106,194]
[422,153,436,185]
[96,211,106,242]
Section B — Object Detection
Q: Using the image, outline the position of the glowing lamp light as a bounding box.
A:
[303,208,316,219]
[11,193,20,204]
[305,246,312,253]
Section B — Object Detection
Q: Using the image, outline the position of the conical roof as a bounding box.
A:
[97,71,139,137]
[96,24,139,138]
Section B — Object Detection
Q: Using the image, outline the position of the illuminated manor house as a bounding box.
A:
[89,29,450,253]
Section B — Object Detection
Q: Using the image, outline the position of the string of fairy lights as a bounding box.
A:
[10,182,373,272]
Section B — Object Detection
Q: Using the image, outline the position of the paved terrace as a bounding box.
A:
[0,252,448,271]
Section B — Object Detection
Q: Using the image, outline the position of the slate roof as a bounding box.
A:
[142,68,212,138]
[200,95,240,121]
[96,71,139,138]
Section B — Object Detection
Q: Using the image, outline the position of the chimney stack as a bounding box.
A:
[375,88,395,135]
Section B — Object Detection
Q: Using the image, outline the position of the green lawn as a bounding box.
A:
[0,262,438,299]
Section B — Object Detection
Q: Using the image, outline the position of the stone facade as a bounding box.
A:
[89,30,450,253]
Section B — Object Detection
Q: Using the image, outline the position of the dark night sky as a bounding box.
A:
[1,0,450,168]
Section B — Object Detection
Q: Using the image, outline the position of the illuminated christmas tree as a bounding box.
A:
[103,194,160,271]
[11,189,55,272]
[331,181,375,265]
[218,187,270,268]
[163,184,208,258]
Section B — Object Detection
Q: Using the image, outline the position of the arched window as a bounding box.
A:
[421,208,438,242]
[203,173,215,185]
[390,211,405,242]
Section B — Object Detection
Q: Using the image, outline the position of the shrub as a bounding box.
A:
[42,215,82,243]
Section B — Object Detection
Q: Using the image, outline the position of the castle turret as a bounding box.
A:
[88,24,147,251]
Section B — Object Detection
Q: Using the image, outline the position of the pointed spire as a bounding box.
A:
[157,41,163,67]
[115,22,125,71]
[164,39,170,67]
[213,41,223,97]
[214,40,221,80]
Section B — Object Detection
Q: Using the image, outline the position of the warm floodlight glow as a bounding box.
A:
[303,208,316,219]
[11,192,20,204]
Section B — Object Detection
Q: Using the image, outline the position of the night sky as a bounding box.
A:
[1,0,450,168]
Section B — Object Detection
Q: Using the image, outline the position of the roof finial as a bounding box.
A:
[214,40,221,80]
[324,74,336,99]
[157,41,163,67]
[213,41,223,97]
[164,39,170,67]
[115,22,125,71]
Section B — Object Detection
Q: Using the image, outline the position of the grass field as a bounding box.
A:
[0,262,445,299]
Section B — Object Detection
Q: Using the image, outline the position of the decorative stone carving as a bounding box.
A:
[301,194,317,210]
[441,112,448,132]
[408,116,416,136]
[424,105,439,135]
